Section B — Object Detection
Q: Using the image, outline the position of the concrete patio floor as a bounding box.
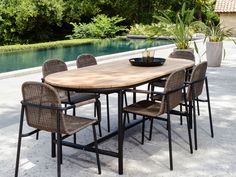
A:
[0,41,236,177]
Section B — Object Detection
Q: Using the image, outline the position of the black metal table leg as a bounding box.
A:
[106,94,110,132]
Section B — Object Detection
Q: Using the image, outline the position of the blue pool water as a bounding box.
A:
[0,38,172,73]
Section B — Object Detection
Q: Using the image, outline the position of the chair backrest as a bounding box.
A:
[160,69,186,113]
[187,61,207,100]
[42,59,68,98]
[168,50,195,61]
[22,81,67,133]
[76,54,97,68]
[42,59,68,78]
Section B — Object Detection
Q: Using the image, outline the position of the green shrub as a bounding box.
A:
[129,24,157,37]
[68,14,127,39]
[189,21,207,34]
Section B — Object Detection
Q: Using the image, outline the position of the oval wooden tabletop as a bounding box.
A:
[45,58,194,90]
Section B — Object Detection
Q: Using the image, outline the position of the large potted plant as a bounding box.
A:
[155,3,195,54]
[205,23,233,67]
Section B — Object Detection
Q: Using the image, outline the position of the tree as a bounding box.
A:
[0,0,219,45]
[0,0,65,44]
[63,0,100,23]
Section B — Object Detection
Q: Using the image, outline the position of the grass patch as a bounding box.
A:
[0,39,99,53]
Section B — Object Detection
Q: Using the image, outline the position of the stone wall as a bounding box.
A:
[220,13,236,36]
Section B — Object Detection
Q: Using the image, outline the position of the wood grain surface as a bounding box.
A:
[45,58,194,90]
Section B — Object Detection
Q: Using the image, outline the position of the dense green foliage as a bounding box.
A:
[0,0,65,44]
[154,3,196,49]
[0,0,219,45]
[68,14,126,39]
[128,24,160,37]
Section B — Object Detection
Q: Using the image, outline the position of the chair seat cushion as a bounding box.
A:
[61,92,99,104]
[64,114,97,134]
[123,100,162,118]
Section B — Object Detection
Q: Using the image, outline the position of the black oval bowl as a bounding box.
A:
[129,57,166,67]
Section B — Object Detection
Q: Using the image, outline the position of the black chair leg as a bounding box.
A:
[167,113,173,170]
[56,110,62,177]
[196,97,200,116]
[189,101,193,129]
[133,88,137,120]
[96,100,102,137]
[193,96,198,150]
[141,116,145,144]
[64,103,67,115]
[73,105,76,116]
[73,134,77,144]
[60,138,63,165]
[94,102,97,117]
[183,87,193,154]
[186,115,193,154]
[205,77,214,138]
[106,94,110,132]
[36,131,39,140]
[151,84,155,101]
[149,118,154,141]
[180,104,183,125]
[97,123,102,137]
[92,124,101,174]
[73,106,77,144]
[56,133,62,177]
[125,113,130,123]
[51,133,56,158]
[15,106,25,177]
[147,83,151,100]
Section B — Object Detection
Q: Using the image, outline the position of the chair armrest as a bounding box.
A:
[124,88,166,96]
[21,101,74,111]
[184,76,205,86]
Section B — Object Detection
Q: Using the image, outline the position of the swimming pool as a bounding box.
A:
[0,38,172,73]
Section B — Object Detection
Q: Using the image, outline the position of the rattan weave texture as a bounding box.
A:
[124,69,185,117]
[187,62,207,101]
[76,54,97,68]
[22,81,97,135]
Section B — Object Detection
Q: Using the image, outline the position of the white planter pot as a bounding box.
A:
[206,41,223,67]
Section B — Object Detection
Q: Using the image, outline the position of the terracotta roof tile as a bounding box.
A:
[215,0,236,12]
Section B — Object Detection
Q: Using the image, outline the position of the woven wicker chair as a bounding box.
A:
[185,61,213,150]
[76,54,130,132]
[42,59,102,138]
[76,54,97,68]
[123,69,193,170]
[147,50,195,98]
[15,81,101,177]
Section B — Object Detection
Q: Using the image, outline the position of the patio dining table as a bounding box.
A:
[45,58,194,174]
